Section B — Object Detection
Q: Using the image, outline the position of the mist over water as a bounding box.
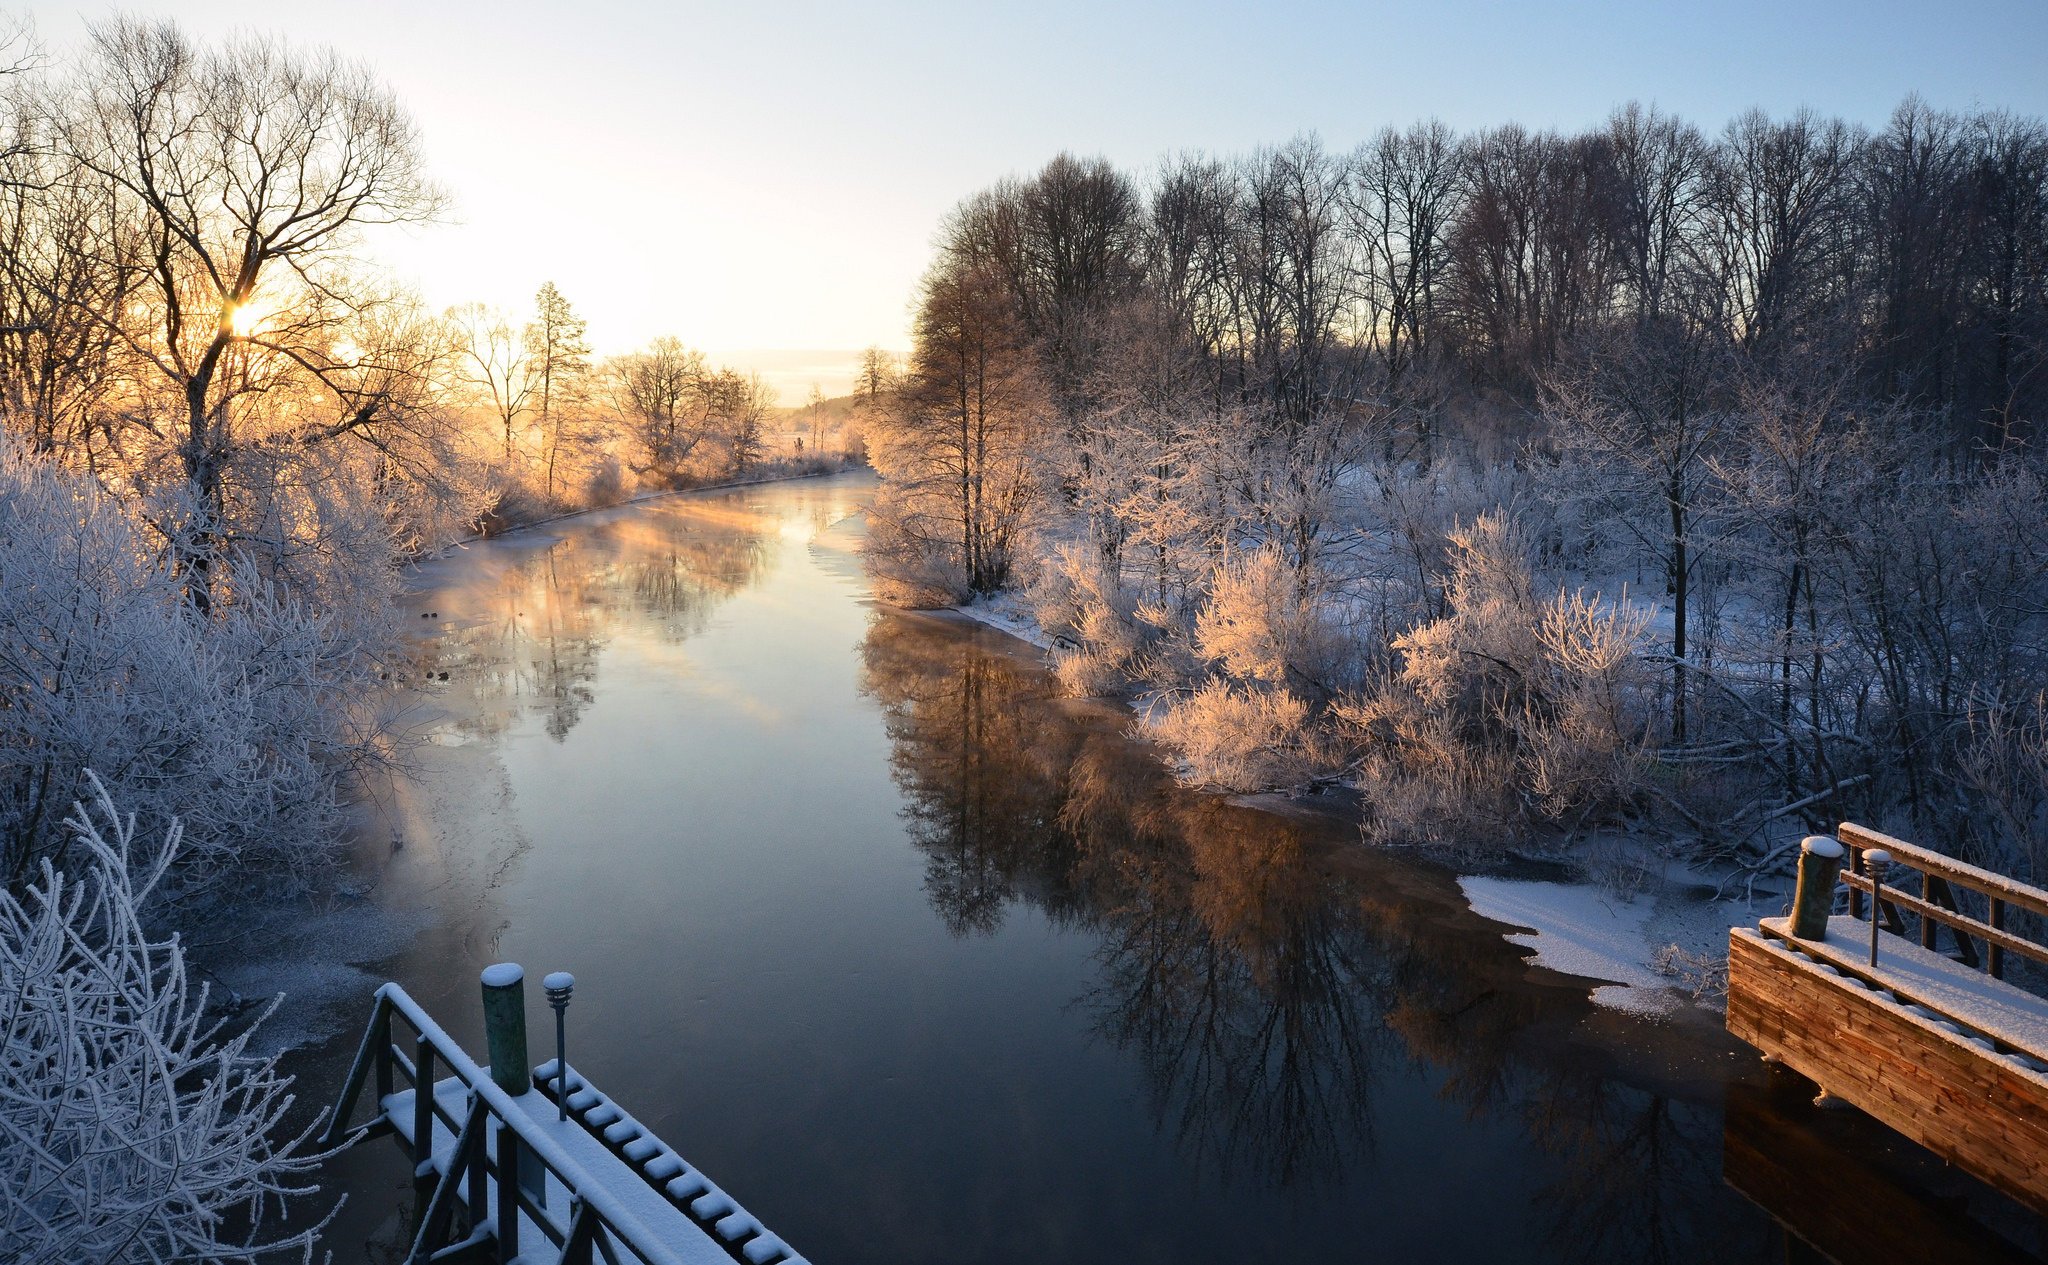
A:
[305,473,2025,1264]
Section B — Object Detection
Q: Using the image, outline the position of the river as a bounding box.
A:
[296,471,2035,1264]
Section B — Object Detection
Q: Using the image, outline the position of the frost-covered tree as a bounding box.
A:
[0,439,378,901]
[56,17,445,605]
[1543,318,1730,741]
[0,776,333,1262]
[867,251,1050,602]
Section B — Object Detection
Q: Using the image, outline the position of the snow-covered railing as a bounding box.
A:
[325,974,803,1264]
[1836,822,2048,984]
[532,1060,806,1265]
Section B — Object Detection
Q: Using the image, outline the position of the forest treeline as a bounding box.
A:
[0,18,871,896]
[865,102,2048,879]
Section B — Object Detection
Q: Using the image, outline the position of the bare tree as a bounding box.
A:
[451,301,534,461]
[605,335,705,483]
[57,17,443,605]
[1544,320,1729,742]
[525,280,589,503]
[869,253,1048,599]
[1703,108,1860,359]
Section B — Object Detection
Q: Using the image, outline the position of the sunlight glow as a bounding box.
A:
[226,302,264,339]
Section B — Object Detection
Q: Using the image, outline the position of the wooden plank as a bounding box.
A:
[1728,929,2048,1213]
[1838,823,2048,922]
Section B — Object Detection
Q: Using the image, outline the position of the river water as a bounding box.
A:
[301,472,2035,1264]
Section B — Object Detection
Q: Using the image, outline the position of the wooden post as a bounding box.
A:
[1790,836,1846,940]
[321,991,392,1147]
[411,1036,435,1208]
[562,1198,599,1265]
[374,1004,394,1105]
[1991,899,2007,979]
[464,1093,487,1224]
[496,1123,522,1257]
[479,963,529,1097]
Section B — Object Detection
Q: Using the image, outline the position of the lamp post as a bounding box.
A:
[544,972,575,1122]
[1864,849,1892,969]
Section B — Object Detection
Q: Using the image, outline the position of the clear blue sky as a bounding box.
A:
[19,0,2048,395]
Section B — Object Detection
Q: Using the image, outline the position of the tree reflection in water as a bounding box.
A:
[429,503,778,742]
[861,611,1778,1260]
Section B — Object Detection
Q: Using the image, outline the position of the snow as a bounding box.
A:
[482,962,525,988]
[950,590,1054,650]
[1460,877,1685,1014]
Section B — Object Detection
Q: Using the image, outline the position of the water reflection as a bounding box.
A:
[430,503,781,742]
[865,613,1773,1259]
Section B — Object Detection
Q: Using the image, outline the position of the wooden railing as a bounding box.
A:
[1837,823,2048,986]
[325,983,691,1265]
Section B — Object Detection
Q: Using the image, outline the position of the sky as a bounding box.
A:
[17,0,2048,400]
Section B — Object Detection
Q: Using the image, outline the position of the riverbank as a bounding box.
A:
[941,591,1780,1019]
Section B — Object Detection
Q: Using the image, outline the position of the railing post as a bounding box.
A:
[496,1123,522,1257]
[1866,850,1892,968]
[1990,898,2006,979]
[374,1003,394,1105]
[464,1091,488,1222]
[321,991,393,1148]
[407,1097,485,1265]
[562,1197,598,1265]
[411,1035,435,1204]
[1790,836,1846,940]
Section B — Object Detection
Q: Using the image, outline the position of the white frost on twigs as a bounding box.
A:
[0,773,335,1262]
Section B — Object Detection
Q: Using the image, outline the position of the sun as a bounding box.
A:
[224,297,277,339]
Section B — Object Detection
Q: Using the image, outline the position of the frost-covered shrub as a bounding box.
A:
[0,777,333,1262]
[0,441,379,903]
[1150,682,1323,793]
[1033,541,1154,696]
[582,451,633,508]
[1347,512,1659,844]
[1194,545,1354,696]
[862,492,973,607]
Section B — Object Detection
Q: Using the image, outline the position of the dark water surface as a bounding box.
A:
[303,473,2036,1264]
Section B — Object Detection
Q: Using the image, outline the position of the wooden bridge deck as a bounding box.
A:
[1726,824,2048,1217]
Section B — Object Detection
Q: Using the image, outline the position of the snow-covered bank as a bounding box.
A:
[1461,864,1775,1017]
[950,590,1055,650]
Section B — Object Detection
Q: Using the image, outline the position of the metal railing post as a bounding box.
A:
[1866,849,1892,968]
